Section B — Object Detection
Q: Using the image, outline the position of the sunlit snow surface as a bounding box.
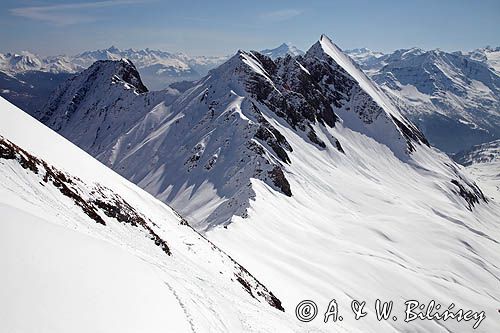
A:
[208,113,500,332]
[203,38,500,333]
[0,97,313,333]
[3,34,500,332]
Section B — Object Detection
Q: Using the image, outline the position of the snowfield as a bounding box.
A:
[0,97,315,333]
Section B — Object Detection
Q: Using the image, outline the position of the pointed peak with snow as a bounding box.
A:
[88,59,149,93]
[305,34,429,154]
[260,42,304,60]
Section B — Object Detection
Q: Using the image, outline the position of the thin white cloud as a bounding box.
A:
[259,9,303,22]
[10,1,145,26]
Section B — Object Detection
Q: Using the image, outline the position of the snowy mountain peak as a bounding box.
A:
[107,45,120,52]
[311,34,429,155]
[350,44,500,153]
[260,42,305,60]
[36,59,171,156]
[465,46,500,74]
[73,58,148,94]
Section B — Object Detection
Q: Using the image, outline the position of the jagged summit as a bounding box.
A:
[37,59,176,156]
[97,58,149,93]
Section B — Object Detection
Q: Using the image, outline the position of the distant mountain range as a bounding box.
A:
[344,47,500,153]
[0,47,227,90]
[261,43,305,59]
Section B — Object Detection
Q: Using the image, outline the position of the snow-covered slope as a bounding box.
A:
[261,43,305,60]
[455,140,500,201]
[36,59,179,156]
[34,35,500,331]
[0,96,313,332]
[42,35,470,230]
[348,47,500,153]
[206,38,500,332]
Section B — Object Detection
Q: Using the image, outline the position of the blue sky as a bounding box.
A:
[1,0,499,56]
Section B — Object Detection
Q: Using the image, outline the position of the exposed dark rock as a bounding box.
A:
[0,136,106,225]
[307,128,326,148]
[334,138,345,154]
[0,135,171,255]
[255,126,291,164]
[390,115,430,152]
[268,166,292,196]
[115,59,149,93]
[242,52,337,150]
[451,179,487,211]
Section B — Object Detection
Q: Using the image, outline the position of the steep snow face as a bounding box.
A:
[350,47,500,153]
[96,52,299,230]
[22,36,500,332]
[208,118,500,332]
[37,59,179,156]
[0,97,313,333]
[313,35,429,157]
[260,43,305,60]
[200,43,500,333]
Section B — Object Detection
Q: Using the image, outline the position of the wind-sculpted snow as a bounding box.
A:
[1,97,311,332]
[5,36,500,332]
